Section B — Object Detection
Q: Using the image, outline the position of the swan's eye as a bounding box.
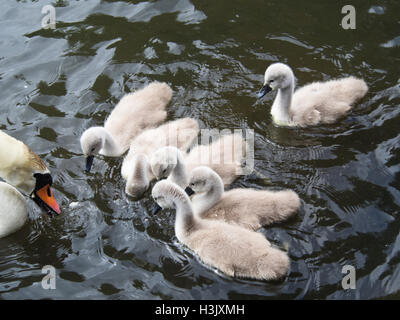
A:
[91,147,95,152]
[269,79,274,83]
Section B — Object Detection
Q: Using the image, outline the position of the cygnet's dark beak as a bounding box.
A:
[85,155,94,172]
[257,84,272,99]
[184,186,195,196]
[152,203,162,215]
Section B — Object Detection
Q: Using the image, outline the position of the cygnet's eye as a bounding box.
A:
[91,147,96,152]
[269,79,274,84]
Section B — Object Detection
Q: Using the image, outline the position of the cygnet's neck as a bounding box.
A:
[270,80,295,126]
[98,128,123,157]
[173,189,197,243]
[192,174,224,218]
[129,153,151,187]
[169,150,188,188]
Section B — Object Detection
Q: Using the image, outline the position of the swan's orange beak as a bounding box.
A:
[34,184,61,215]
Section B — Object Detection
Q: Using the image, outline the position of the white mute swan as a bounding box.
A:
[0,131,61,237]
[152,180,290,281]
[150,133,246,189]
[0,182,27,238]
[80,82,171,172]
[188,166,300,231]
[121,118,199,199]
[257,63,368,127]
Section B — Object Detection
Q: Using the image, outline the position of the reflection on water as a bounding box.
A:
[0,0,399,299]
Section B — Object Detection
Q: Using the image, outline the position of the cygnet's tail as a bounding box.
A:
[335,77,368,105]
[144,82,173,106]
[272,189,301,221]
[256,247,290,281]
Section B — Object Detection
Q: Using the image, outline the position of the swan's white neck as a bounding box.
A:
[99,128,123,157]
[191,174,224,219]
[270,80,295,126]
[0,182,28,238]
[169,150,188,188]
[174,193,196,243]
[0,130,44,195]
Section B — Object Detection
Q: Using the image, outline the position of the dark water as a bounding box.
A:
[0,0,399,299]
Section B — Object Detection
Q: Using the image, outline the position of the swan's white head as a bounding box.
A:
[150,146,179,180]
[31,172,61,215]
[257,63,295,99]
[0,130,61,215]
[187,166,222,194]
[20,154,61,215]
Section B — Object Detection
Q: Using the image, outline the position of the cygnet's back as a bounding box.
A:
[206,188,300,230]
[186,219,290,280]
[189,166,300,231]
[130,118,199,158]
[292,77,368,126]
[185,133,246,186]
[105,82,171,153]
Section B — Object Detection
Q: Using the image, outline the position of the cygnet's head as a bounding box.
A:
[187,166,221,194]
[150,146,179,180]
[257,63,295,99]
[152,180,182,210]
[80,127,105,172]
